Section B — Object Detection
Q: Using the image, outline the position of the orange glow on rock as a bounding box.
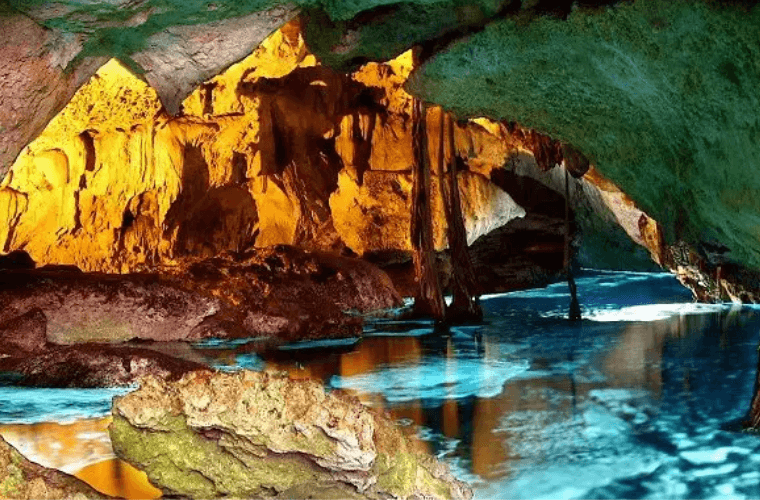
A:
[0,20,525,271]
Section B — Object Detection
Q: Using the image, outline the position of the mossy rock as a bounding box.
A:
[408,0,760,271]
[110,370,471,499]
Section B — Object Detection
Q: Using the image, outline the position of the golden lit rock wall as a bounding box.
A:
[0,20,528,272]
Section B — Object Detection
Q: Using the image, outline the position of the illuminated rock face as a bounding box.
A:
[0,22,527,275]
[3,1,760,300]
[110,370,472,499]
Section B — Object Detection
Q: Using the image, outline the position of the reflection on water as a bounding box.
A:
[76,458,161,499]
[3,272,760,499]
[0,418,160,499]
[0,419,112,474]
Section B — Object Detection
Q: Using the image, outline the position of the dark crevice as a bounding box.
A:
[79,130,97,172]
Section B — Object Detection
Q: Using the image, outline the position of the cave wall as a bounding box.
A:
[405,0,760,291]
[4,1,758,298]
[0,21,527,273]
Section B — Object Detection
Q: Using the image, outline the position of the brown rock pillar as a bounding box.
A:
[411,99,445,320]
[564,167,582,321]
[437,111,482,323]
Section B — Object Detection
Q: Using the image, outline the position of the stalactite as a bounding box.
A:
[411,99,445,320]
[437,110,482,323]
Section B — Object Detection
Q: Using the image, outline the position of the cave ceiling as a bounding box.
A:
[2,0,759,280]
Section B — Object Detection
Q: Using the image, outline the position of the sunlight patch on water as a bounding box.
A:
[330,357,530,403]
[573,303,728,322]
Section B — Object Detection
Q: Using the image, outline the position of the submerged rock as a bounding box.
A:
[110,370,472,500]
[0,343,210,388]
[0,434,109,499]
[0,246,401,345]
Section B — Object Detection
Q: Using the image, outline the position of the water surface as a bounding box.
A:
[3,271,760,499]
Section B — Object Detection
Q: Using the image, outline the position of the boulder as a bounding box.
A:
[0,267,230,344]
[0,434,109,499]
[0,246,401,345]
[110,370,472,500]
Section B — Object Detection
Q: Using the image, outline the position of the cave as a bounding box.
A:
[1,1,760,499]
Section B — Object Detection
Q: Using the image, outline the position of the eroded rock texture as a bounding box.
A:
[110,370,472,499]
[0,18,668,301]
[0,4,104,181]
[3,0,760,300]
[408,0,760,298]
[0,21,526,278]
[0,341,210,388]
[0,434,108,499]
[0,246,401,345]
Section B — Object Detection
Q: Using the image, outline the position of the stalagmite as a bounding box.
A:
[411,99,445,320]
[437,110,482,323]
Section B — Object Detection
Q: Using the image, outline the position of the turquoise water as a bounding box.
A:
[3,271,760,499]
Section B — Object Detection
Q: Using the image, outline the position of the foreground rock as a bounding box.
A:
[0,246,401,345]
[111,370,472,500]
[0,302,212,387]
[0,434,108,499]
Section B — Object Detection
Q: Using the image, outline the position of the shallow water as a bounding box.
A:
[3,270,760,499]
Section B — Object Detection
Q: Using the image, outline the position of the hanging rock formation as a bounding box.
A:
[0,18,670,300]
[110,370,472,500]
[3,1,760,300]
[404,0,760,300]
[0,4,105,182]
[0,22,527,281]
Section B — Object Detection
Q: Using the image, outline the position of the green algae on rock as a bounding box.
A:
[407,0,760,274]
[110,370,472,499]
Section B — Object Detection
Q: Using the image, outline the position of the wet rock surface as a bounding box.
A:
[110,370,472,499]
[0,343,210,388]
[0,433,109,499]
[0,246,401,346]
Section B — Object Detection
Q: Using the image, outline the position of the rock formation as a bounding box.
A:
[2,1,759,300]
[0,342,211,388]
[0,434,109,499]
[405,0,760,299]
[0,246,401,346]
[0,18,669,302]
[110,370,472,499]
[0,4,104,181]
[0,21,526,281]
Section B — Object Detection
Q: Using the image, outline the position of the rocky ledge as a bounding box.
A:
[110,370,472,500]
[0,245,402,345]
